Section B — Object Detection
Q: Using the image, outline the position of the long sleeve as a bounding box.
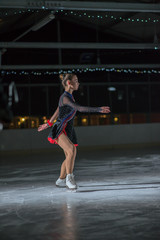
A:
[49,107,59,123]
[63,95,101,113]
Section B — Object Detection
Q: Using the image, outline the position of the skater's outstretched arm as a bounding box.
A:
[38,107,59,131]
[63,96,110,113]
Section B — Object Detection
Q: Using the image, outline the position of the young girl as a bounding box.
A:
[38,74,110,190]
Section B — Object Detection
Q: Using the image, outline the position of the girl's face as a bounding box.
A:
[70,75,80,91]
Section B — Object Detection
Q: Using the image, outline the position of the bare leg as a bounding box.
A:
[71,146,77,173]
[57,133,76,175]
[60,148,77,179]
[59,151,67,179]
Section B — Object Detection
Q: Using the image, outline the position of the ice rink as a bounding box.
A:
[0,146,160,240]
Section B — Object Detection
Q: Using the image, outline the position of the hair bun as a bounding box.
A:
[59,74,64,81]
[59,73,68,81]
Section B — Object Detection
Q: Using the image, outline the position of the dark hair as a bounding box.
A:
[59,73,76,88]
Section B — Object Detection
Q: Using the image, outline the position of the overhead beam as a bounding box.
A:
[1,64,160,70]
[0,42,158,50]
[0,0,160,13]
[13,13,55,41]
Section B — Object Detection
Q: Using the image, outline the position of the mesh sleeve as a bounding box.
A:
[63,96,101,113]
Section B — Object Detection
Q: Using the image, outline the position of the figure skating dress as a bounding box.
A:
[48,91,101,146]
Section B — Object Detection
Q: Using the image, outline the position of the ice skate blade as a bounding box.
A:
[66,186,77,192]
[56,185,66,188]
[66,189,77,193]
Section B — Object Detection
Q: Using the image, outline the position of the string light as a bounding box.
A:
[1,68,160,76]
[56,10,160,23]
[0,9,159,23]
[0,9,47,17]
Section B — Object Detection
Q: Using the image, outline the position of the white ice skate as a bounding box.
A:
[66,174,77,190]
[55,177,66,188]
[70,173,77,188]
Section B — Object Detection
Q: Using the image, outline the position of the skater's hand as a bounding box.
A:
[100,106,111,113]
[38,123,49,132]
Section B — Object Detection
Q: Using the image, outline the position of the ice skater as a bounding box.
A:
[38,73,110,190]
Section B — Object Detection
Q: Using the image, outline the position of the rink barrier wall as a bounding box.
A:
[0,123,160,153]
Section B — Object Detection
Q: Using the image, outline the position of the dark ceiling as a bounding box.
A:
[0,0,160,72]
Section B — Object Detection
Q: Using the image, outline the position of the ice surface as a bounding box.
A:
[0,147,160,240]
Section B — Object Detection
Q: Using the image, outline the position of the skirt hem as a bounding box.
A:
[48,124,78,147]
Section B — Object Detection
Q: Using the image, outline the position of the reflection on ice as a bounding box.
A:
[0,148,160,239]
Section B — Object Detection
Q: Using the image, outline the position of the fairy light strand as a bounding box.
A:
[0,9,159,23]
[56,10,160,23]
[1,68,160,76]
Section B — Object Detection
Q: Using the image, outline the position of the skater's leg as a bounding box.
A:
[57,133,76,175]
[60,148,76,176]
[71,146,77,173]
[59,148,77,188]
[57,133,77,189]
[59,151,67,179]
